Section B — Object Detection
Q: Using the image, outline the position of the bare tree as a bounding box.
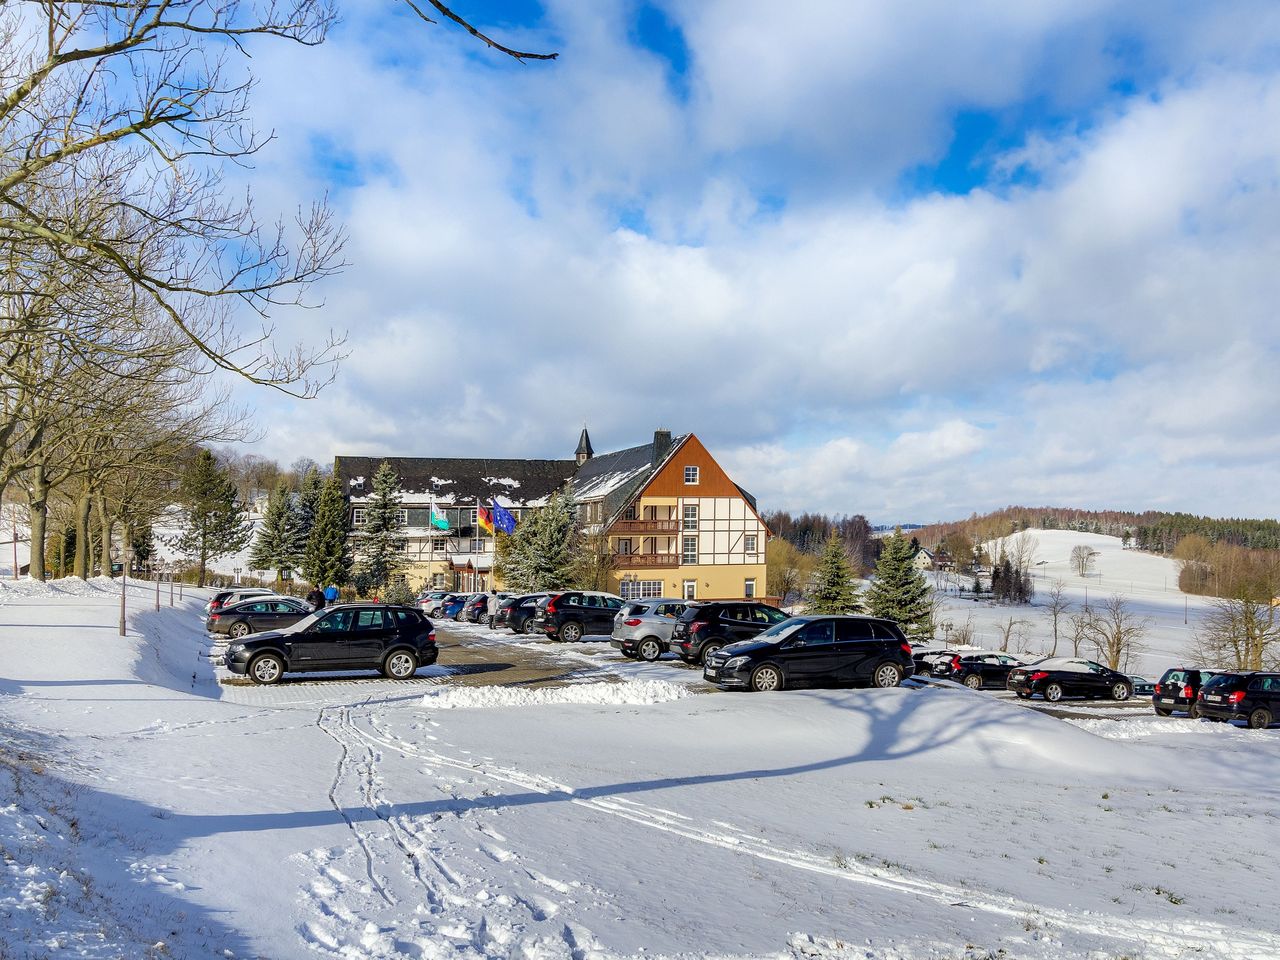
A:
[1070,544,1099,577]
[1082,594,1148,670]
[1068,610,1092,657]
[1042,579,1071,657]
[1193,596,1280,671]
[993,615,1030,653]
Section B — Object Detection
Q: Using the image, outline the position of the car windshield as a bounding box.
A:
[755,617,808,641]
[280,612,323,634]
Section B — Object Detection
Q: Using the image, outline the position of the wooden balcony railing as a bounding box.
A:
[611,519,679,534]
[614,552,680,569]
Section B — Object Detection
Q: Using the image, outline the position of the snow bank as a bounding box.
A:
[1066,716,1243,740]
[420,679,692,710]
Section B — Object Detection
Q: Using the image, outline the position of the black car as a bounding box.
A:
[223,604,438,685]
[501,593,552,634]
[1152,667,1219,718]
[1006,658,1134,702]
[1196,672,1280,728]
[703,615,914,692]
[934,652,1027,689]
[670,601,790,665]
[207,596,312,638]
[529,591,624,642]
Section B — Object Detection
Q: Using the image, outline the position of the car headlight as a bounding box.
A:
[723,656,749,670]
[228,643,246,655]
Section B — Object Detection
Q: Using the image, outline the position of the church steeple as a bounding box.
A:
[575,425,594,466]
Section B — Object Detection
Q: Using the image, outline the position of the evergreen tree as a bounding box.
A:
[807,533,862,614]
[500,490,578,592]
[303,475,353,588]
[866,530,932,638]
[352,461,407,595]
[249,479,304,582]
[171,449,252,587]
[296,467,324,545]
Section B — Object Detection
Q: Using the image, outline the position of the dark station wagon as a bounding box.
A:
[1196,672,1280,728]
[223,604,438,684]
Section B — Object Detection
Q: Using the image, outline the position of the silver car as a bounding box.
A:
[611,598,688,661]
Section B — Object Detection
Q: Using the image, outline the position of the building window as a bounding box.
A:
[623,503,637,521]
[620,579,664,600]
[744,534,757,553]
[744,578,756,599]
[617,538,633,555]
[352,508,366,526]
[397,509,408,525]
[682,504,698,531]
[684,465,699,484]
[682,536,698,564]
[682,579,697,600]
[470,538,487,553]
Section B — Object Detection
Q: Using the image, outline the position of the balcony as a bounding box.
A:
[615,552,680,569]
[612,519,679,534]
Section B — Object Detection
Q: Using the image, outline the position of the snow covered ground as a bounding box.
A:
[3,574,1280,960]
[932,530,1216,677]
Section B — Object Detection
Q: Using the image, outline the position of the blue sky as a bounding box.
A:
[229,0,1280,522]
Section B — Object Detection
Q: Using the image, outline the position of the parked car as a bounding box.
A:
[223,604,438,684]
[610,598,688,661]
[1196,671,1280,728]
[1128,676,1156,697]
[910,646,951,676]
[423,593,463,617]
[463,592,515,625]
[670,601,790,665]
[500,593,554,634]
[442,594,477,621]
[1006,658,1134,702]
[702,615,914,692]
[1152,667,1219,718]
[207,596,313,638]
[203,587,275,616]
[528,591,625,642]
[416,591,450,613]
[934,652,1028,689]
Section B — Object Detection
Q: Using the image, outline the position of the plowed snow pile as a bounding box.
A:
[420,679,692,709]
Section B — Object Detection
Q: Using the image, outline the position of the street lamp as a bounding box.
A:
[112,545,125,636]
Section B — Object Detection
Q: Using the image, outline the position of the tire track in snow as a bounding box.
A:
[354,712,1280,960]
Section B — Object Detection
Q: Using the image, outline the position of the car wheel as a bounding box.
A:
[699,643,724,666]
[560,622,583,643]
[873,662,904,689]
[1248,708,1273,730]
[1189,702,1202,720]
[248,653,285,685]
[1044,682,1064,703]
[1154,706,1173,717]
[750,664,783,692]
[384,650,419,680]
[453,611,464,622]
[523,619,538,635]
[1111,682,1132,702]
[1015,691,1031,699]
[229,621,251,639]
[637,638,663,662]
[963,674,983,690]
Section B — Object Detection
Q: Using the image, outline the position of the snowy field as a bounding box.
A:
[931,530,1216,677]
[3,574,1280,959]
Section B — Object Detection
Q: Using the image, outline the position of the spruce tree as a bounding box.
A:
[296,467,324,545]
[171,449,252,587]
[807,533,862,614]
[249,479,304,582]
[303,475,353,588]
[352,461,407,595]
[866,530,933,638]
[501,490,578,592]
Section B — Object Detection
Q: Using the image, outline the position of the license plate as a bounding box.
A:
[1206,695,1223,702]
[703,668,716,679]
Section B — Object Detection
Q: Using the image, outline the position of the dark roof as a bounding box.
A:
[572,434,688,524]
[334,456,575,506]
[576,427,594,458]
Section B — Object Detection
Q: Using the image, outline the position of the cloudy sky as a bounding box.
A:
[229,0,1280,523]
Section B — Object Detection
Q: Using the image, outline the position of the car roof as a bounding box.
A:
[624,597,686,604]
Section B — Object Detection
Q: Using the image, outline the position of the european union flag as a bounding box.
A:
[492,501,518,534]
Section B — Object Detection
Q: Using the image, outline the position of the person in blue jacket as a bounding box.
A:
[323,584,339,603]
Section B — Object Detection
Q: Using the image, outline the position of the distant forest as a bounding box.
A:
[912,506,1280,554]
[763,510,879,571]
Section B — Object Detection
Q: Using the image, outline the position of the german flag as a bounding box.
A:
[478,505,495,535]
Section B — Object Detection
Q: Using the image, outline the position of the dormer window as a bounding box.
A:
[623,503,637,521]
[684,465,699,485]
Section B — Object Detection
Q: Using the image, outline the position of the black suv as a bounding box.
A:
[703,615,914,692]
[529,591,624,642]
[1153,667,1219,718]
[670,601,789,665]
[1196,672,1280,728]
[934,652,1026,689]
[223,604,438,685]
[498,593,550,634]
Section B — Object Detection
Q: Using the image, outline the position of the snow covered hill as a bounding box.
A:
[2,576,1279,958]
